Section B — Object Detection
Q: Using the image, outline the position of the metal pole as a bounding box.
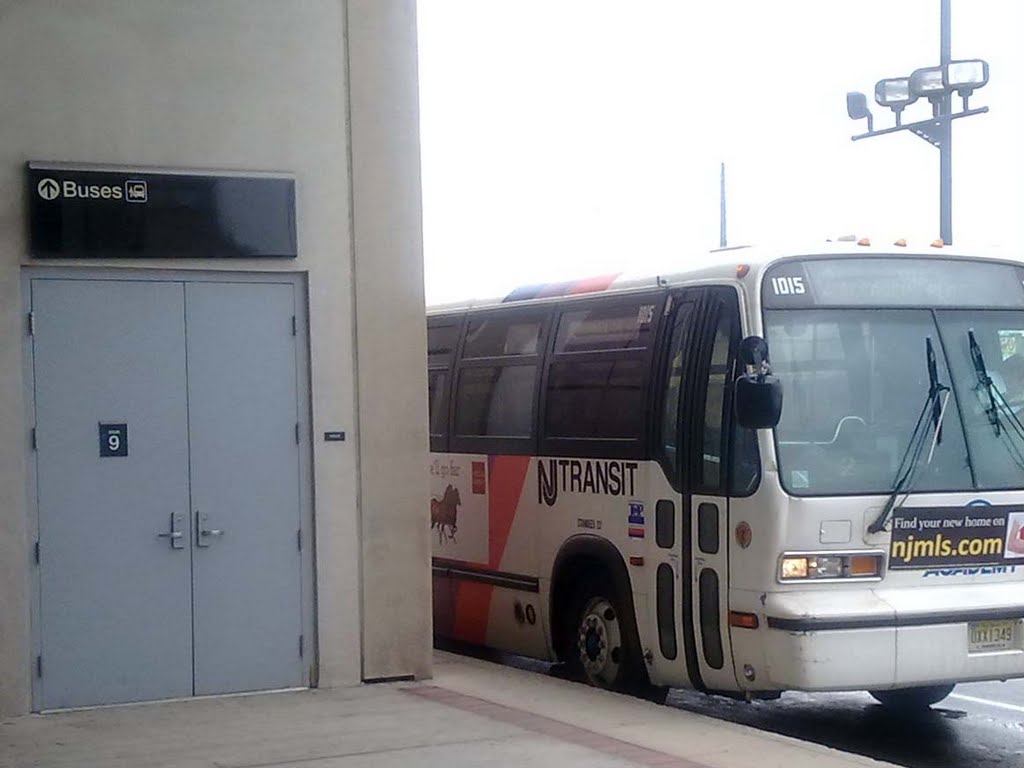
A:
[719,162,727,248]
[940,0,952,244]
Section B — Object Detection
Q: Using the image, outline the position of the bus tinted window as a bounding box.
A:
[555,302,655,353]
[660,320,688,465]
[463,317,542,358]
[428,369,447,437]
[454,365,536,437]
[428,323,460,363]
[545,359,645,440]
[701,317,731,488]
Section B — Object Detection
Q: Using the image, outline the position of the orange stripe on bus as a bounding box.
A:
[487,455,531,568]
[450,455,532,645]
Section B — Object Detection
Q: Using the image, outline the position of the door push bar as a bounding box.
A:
[156,512,186,550]
[196,511,224,548]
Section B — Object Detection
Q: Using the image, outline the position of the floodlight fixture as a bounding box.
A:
[944,58,989,96]
[909,66,947,101]
[846,91,873,132]
[874,77,916,125]
[875,78,915,108]
[841,2,991,249]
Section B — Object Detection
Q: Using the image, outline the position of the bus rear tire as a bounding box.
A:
[567,576,657,700]
[868,684,955,709]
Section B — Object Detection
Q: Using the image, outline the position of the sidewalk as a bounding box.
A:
[0,650,898,768]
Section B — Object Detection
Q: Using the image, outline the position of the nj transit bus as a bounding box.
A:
[426,244,1024,708]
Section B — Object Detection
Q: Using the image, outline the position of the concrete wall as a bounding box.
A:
[348,0,432,681]
[0,0,430,715]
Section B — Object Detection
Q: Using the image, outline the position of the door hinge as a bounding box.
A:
[27,311,35,336]
[34,541,40,565]
[30,428,37,451]
[35,655,42,678]
[297,529,302,551]
[299,634,305,658]
[291,315,297,336]
[295,423,300,444]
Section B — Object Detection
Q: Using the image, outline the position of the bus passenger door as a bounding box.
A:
[684,288,742,692]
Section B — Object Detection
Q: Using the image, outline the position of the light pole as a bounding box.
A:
[844,0,989,245]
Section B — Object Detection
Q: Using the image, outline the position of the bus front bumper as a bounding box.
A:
[745,585,1024,692]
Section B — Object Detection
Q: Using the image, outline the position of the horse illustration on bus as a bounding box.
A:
[430,484,461,544]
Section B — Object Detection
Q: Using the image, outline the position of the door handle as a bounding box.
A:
[196,511,224,547]
[157,512,186,550]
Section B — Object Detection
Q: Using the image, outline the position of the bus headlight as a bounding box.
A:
[779,552,884,582]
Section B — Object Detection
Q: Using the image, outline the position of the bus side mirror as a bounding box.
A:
[735,336,783,429]
[738,336,769,368]
[735,376,782,429]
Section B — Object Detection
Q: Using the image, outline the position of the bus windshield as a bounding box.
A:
[766,308,1024,495]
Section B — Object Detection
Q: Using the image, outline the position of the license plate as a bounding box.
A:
[968,620,1017,653]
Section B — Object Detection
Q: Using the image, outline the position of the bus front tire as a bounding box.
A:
[868,684,955,709]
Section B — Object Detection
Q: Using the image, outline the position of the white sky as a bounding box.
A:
[416,1,1024,304]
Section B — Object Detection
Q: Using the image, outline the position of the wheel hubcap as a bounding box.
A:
[577,597,623,687]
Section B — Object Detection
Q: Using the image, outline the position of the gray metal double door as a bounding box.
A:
[32,278,305,710]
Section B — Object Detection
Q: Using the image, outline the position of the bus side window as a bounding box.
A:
[454,364,536,437]
[427,370,448,437]
[730,418,761,496]
[450,308,549,454]
[427,318,461,452]
[698,299,761,497]
[541,295,661,459]
[701,315,731,489]
[660,314,690,471]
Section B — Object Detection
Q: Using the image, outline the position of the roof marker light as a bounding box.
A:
[736,264,750,279]
[894,238,907,247]
[931,239,945,248]
[857,238,871,247]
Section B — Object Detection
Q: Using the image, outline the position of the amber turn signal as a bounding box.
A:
[849,554,882,577]
[728,611,760,630]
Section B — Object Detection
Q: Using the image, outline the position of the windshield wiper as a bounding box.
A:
[927,333,945,444]
[967,328,1024,470]
[969,329,1002,436]
[868,337,950,534]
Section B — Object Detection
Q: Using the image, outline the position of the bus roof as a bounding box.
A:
[427,241,1021,315]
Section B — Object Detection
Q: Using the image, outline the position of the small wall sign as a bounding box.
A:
[99,423,128,457]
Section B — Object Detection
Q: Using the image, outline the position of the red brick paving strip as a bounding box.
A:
[404,686,712,768]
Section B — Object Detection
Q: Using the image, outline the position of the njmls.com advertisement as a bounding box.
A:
[889,505,1024,569]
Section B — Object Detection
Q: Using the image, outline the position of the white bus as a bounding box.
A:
[426,243,1024,708]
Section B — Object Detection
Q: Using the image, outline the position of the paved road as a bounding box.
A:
[460,644,1024,768]
[665,680,1024,768]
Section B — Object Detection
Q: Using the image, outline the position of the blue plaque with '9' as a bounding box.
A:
[99,423,128,457]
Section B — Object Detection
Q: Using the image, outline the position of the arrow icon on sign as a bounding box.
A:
[37,178,60,201]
